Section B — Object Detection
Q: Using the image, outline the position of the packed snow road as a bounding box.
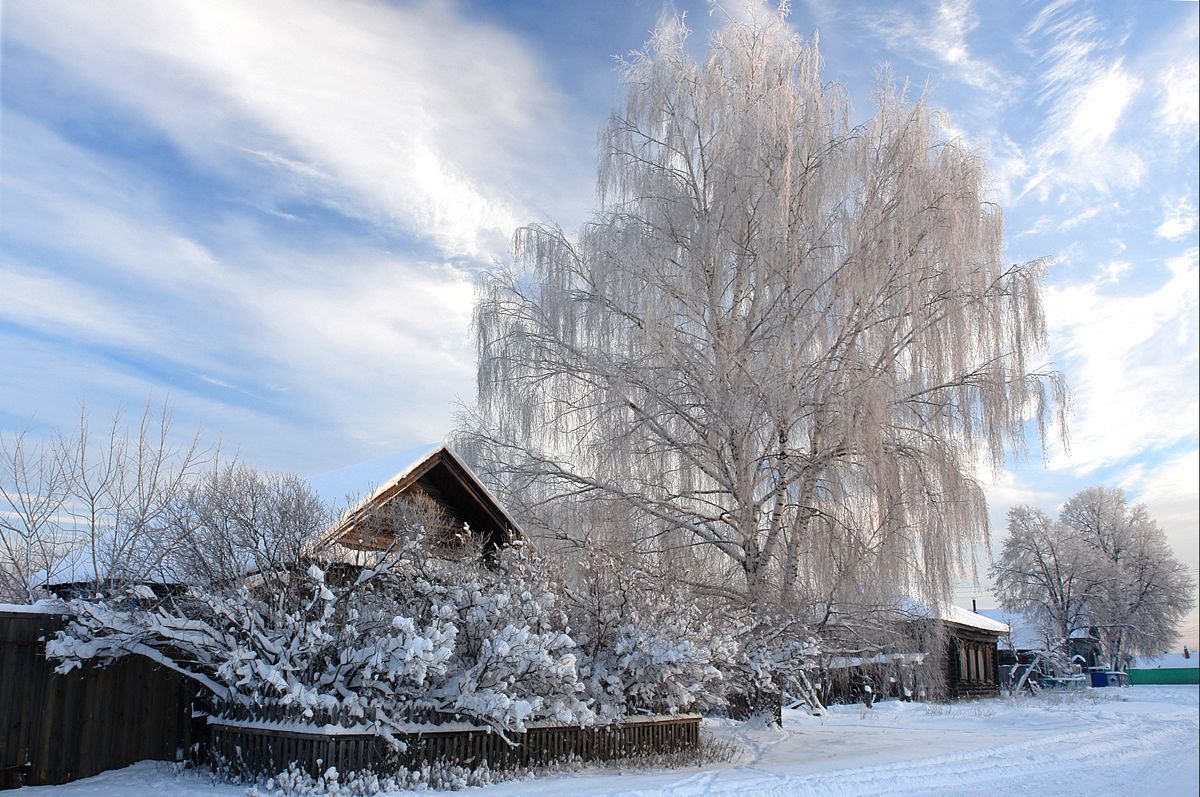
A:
[17,685,1198,797]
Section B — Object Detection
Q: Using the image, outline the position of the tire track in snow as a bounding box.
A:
[630,709,1197,796]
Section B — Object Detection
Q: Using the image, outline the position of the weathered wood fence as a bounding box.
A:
[0,608,197,789]
[210,714,702,779]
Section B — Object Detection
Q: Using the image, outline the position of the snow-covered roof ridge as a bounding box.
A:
[0,599,69,615]
[899,598,1009,634]
[941,604,1010,634]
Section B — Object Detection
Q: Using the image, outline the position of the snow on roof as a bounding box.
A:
[1133,652,1199,670]
[311,442,523,549]
[40,532,180,587]
[306,442,443,510]
[974,608,1093,650]
[900,598,1010,635]
[0,599,69,615]
[941,604,1010,634]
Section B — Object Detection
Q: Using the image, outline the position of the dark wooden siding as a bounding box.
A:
[945,627,1002,699]
[0,610,196,789]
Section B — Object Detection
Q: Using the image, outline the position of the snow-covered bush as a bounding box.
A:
[46,498,593,740]
[558,545,816,721]
[246,760,499,796]
[729,622,822,716]
[47,561,458,746]
[392,539,594,733]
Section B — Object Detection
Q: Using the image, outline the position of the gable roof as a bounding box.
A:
[898,598,1010,636]
[941,604,1010,635]
[315,444,521,553]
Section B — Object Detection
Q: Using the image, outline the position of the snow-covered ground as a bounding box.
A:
[17,686,1198,797]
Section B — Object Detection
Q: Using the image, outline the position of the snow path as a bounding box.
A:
[15,686,1198,796]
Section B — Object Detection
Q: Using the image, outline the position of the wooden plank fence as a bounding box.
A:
[209,714,702,779]
[0,608,197,789]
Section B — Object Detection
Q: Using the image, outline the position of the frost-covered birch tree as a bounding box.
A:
[991,505,1108,656]
[460,11,1065,615]
[992,487,1195,670]
[1059,487,1194,667]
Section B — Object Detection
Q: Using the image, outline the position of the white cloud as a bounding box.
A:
[870,0,1006,93]
[0,0,609,473]
[1096,259,1131,283]
[1044,248,1200,474]
[1156,196,1199,241]
[5,0,570,261]
[1156,48,1199,136]
[0,111,478,473]
[1020,4,1144,197]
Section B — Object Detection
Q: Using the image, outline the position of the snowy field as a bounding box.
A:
[18,686,1198,797]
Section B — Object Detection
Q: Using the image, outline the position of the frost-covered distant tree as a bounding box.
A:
[63,403,205,591]
[1060,487,1195,667]
[157,460,331,586]
[992,488,1195,670]
[460,10,1065,614]
[0,427,71,601]
[991,505,1108,658]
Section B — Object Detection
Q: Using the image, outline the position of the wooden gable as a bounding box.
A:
[329,446,519,554]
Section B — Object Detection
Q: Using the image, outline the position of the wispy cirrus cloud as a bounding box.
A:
[0,113,480,470]
[4,0,572,261]
[1156,196,1199,241]
[1154,32,1199,138]
[868,0,1007,93]
[0,0,590,471]
[1019,2,1144,198]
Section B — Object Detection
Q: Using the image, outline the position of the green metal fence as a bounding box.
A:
[1126,667,1199,685]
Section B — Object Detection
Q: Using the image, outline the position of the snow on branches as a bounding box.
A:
[46,509,593,740]
[45,494,823,736]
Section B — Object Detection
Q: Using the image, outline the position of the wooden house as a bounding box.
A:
[317,444,521,555]
[941,605,1009,698]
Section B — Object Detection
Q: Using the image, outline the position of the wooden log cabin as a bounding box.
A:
[941,605,1009,699]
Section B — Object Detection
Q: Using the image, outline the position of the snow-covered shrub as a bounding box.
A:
[46,498,594,740]
[393,540,594,732]
[246,760,500,796]
[561,546,753,720]
[47,560,458,746]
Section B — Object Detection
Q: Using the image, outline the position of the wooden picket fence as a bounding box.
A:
[209,714,702,779]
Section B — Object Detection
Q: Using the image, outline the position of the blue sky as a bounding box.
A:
[2,0,1197,642]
